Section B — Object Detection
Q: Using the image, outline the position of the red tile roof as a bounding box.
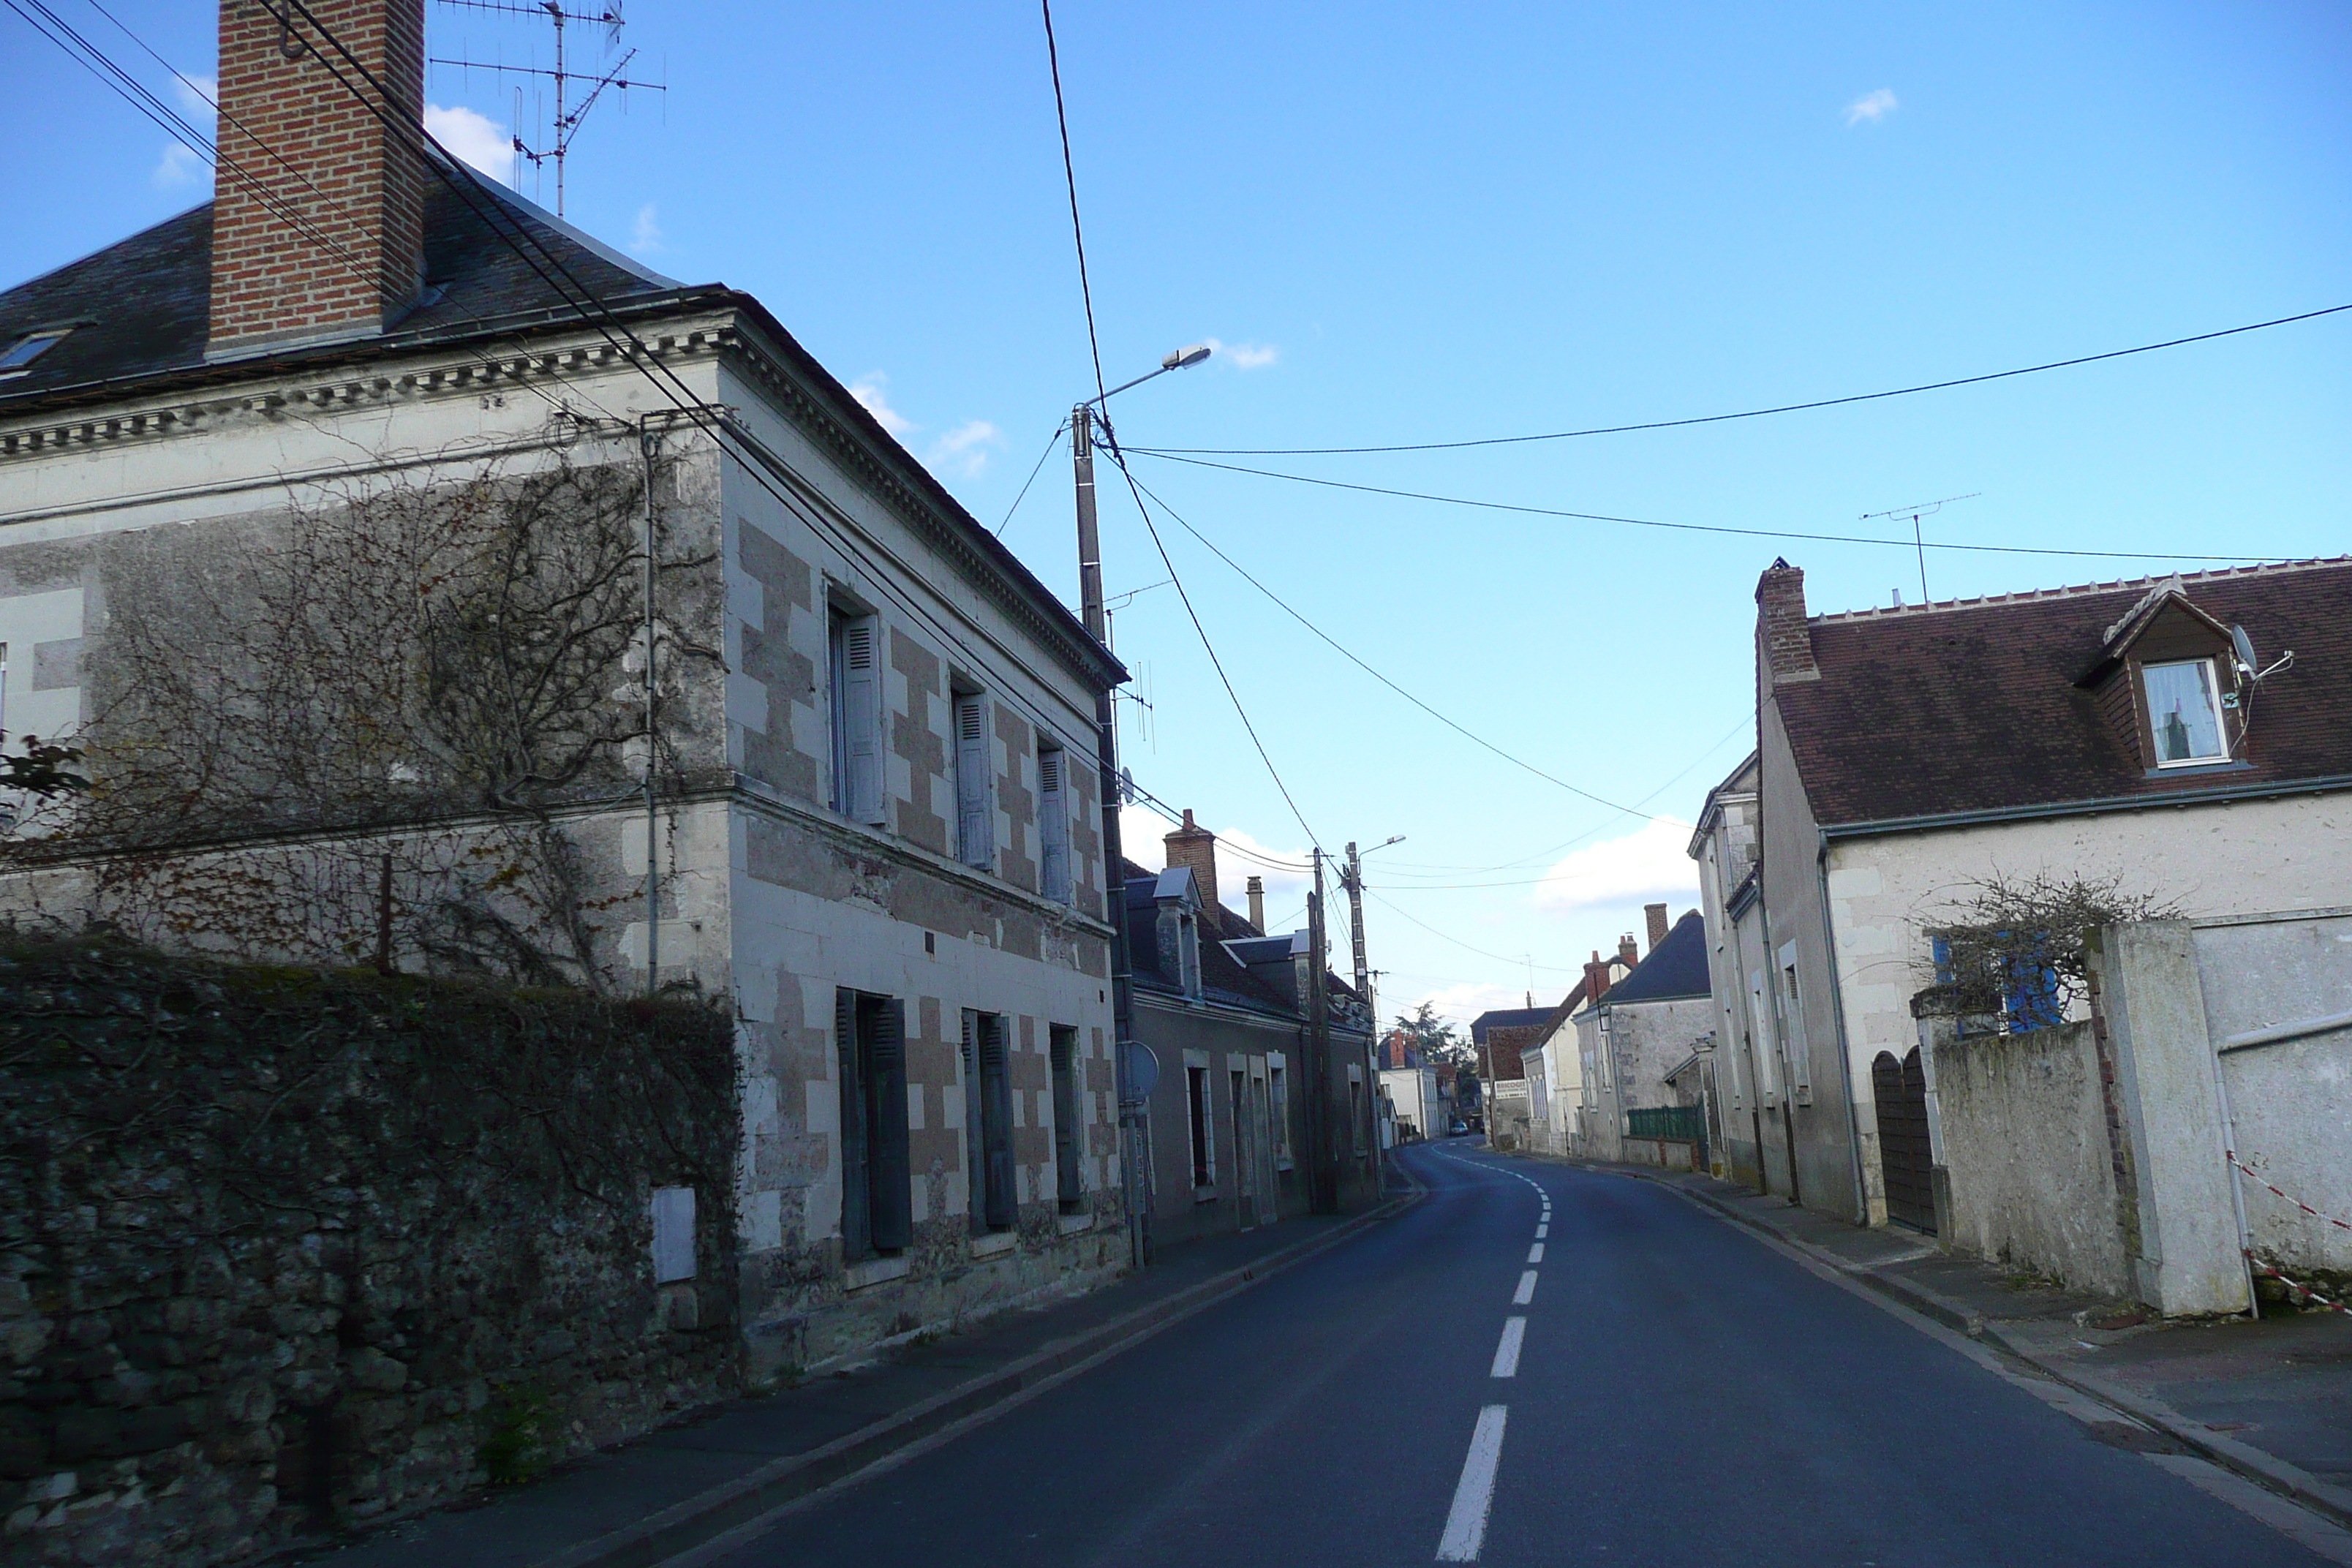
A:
[1775,558,2352,827]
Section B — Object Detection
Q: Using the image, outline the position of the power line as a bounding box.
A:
[1128,304,2352,456]
[1362,887,1584,975]
[1038,0,1105,407]
[995,420,1067,538]
[1126,451,2272,564]
[1118,464,1662,820]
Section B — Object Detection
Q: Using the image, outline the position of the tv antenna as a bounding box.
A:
[1860,492,1980,606]
[431,1,666,216]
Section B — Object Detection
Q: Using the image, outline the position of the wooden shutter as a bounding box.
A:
[981,1014,1015,1229]
[1050,1028,1082,1207]
[955,692,992,868]
[843,617,883,824]
[962,1012,989,1234]
[834,988,870,1261]
[1037,747,1071,903]
[869,998,913,1252]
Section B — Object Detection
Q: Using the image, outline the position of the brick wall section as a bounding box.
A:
[1162,811,1218,913]
[210,0,427,350]
[1755,559,1818,682]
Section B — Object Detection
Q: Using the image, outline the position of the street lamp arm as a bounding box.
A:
[1081,344,1213,410]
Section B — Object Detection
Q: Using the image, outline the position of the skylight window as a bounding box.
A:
[2143,658,2228,766]
[0,329,71,377]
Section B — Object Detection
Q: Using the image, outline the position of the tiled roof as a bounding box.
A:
[1778,558,2352,826]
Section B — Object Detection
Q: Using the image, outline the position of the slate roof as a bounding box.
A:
[1469,1007,1555,1044]
[1120,864,1297,1019]
[1597,911,1711,1005]
[1779,559,2352,827]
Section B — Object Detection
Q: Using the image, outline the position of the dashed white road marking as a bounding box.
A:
[1512,1270,1537,1305]
[1526,1243,1545,1264]
[1534,1223,1548,1238]
[1490,1316,1526,1379]
[1436,1404,1509,1561]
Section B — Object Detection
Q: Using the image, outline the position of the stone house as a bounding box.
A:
[1120,811,1382,1256]
[1734,555,2352,1232]
[1568,911,1711,1164]
[0,0,1129,1388]
[1688,752,1792,1195]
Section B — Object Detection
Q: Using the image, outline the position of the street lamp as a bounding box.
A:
[1072,344,1211,1273]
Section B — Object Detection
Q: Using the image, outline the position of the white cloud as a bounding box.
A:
[1117,804,1314,929]
[1412,981,1529,1032]
[1531,817,1700,914]
[172,73,216,118]
[848,374,916,437]
[151,140,208,188]
[425,103,512,181]
[630,203,664,255]
[1844,88,1899,127]
[927,419,1003,478]
[1204,337,1278,370]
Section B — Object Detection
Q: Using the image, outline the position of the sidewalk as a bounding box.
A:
[289,1188,1414,1568]
[1534,1153,2352,1531]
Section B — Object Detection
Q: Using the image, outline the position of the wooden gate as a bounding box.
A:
[1873,1047,1936,1232]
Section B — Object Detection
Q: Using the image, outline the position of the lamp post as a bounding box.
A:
[1074,344,1210,1270]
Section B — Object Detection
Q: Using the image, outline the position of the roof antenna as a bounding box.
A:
[1861,493,1981,606]
[431,1,668,217]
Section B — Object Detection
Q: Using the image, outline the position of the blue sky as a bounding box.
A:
[5,1,2348,1027]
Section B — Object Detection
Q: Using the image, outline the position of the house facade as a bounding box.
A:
[1568,912,1712,1164]
[0,0,1130,1386]
[1739,556,2352,1231]
[1689,753,1795,1195]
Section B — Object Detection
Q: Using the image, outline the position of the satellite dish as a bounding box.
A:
[2230,624,2258,676]
[1119,1040,1160,1104]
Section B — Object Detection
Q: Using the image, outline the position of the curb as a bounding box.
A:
[529,1188,1422,1568]
[1570,1156,2352,1535]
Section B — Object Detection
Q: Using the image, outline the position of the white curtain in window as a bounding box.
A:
[2144,660,2224,763]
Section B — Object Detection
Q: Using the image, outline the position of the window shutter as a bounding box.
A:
[1050,1029,1082,1207]
[981,1014,1015,1229]
[869,998,913,1251]
[844,617,883,824]
[1037,747,1071,903]
[835,989,870,1261]
[955,692,992,868]
[962,1012,989,1234]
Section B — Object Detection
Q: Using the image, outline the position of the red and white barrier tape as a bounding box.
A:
[2246,1257,2348,1315]
[2226,1153,2352,1234]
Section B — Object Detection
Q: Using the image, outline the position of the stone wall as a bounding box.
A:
[1927,1019,2135,1298]
[1,938,739,1566]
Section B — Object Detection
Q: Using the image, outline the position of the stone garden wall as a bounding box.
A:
[1,937,739,1566]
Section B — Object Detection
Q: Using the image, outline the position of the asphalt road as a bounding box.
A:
[697,1143,2345,1567]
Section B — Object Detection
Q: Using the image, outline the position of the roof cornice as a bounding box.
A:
[1819,772,2352,843]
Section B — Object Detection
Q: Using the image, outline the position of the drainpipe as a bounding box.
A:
[1815,832,1870,1226]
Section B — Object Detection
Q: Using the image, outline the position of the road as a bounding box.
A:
[694,1143,2346,1567]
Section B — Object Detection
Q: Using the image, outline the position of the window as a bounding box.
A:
[2142,658,2228,766]
[962,1011,1014,1232]
[649,1187,696,1283]
[828,604,883,823]
[1267,1057,1294,1170]
[1230,1068,1250,1199]
[1187,1063,1214,1191]
[952,687,994,869]
[1348,1066,1367,1157]
[836,990,911,1261]
[1037,745,1073,903]
[1049,1025,1083,1213]
[0,329,69,377]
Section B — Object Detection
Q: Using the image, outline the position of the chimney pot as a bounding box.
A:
[1245,875,1265,933]
[1618,933,1639,965]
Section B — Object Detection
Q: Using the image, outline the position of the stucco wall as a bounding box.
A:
[1821,792,2352,1233]
[1929,1020,2135,1297]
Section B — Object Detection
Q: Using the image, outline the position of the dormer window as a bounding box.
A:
[0,328,71,377]
[2142,658,2227,766]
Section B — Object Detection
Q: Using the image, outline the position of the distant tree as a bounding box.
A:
[1392,1000,1474,1068]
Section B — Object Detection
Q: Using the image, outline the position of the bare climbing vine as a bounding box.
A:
[1920,870,2183,1025]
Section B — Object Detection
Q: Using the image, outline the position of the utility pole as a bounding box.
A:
[1343,841,1369,1006]
[1074,404,1145,1268]
[1306,850,1336,1213]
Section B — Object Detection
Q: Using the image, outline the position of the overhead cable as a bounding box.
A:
[1128,304,2352,456]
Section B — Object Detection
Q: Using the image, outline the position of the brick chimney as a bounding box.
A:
[1584,951,1613,1007]
[1618,933,1639,966]
[1756,558,1819,684]
[1245,875,1264,933]
[208,0,428,356]
[1645,902,1670,954]
[1164,810,1218,920]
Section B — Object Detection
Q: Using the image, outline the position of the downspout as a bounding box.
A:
[1816,832,1870,1225]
